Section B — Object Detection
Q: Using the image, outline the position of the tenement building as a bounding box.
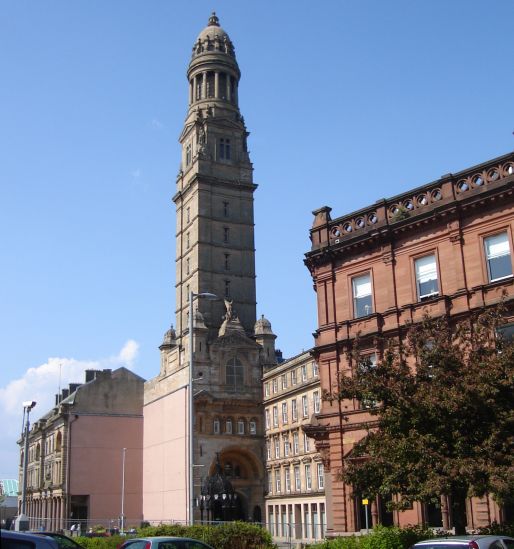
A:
[143,14,276,524]
[304,152,514,535]
[263,350,326,543]
[18,368,144,531]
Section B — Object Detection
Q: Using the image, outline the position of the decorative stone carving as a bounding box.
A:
[224,299,233,320]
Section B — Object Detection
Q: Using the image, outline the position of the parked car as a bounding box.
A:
[31,532,85,549]
[118,537,215,549]
[1,530,59,549]
[411,535,514,549]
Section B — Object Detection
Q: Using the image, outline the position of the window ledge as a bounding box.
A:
[419,292,440,302]
[472,276,514,293]
[488,274,514,285]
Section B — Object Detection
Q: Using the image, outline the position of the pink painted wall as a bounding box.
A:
[143,388,187,523]
[70,415,143,524]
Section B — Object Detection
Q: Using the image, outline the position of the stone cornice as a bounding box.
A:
[305,152,514,270]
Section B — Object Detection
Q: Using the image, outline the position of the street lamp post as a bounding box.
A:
[16,400,36,531]
[188,291,218,525]
[120,447,126,534]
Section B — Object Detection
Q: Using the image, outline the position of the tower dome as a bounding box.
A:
[160,325,176,348]
[192,12,236,61]
[193,308,207,330]
[254,315,274,336]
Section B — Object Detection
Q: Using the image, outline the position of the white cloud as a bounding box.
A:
[151,118,164,129]
[115,339,139,367]
[0,341,139,479]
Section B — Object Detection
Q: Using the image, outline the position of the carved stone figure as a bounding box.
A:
[224,299,233,320]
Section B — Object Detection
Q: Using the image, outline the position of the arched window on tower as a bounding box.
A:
[196,77,202,100]
[226,358,244,391]
[219,73,227,99]
[206,72,215,98]
[186,143,192,166]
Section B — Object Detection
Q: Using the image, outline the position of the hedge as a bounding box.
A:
[77,522,275,549]
[308,525,435,549]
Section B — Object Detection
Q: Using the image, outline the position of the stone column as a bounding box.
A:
[202,72,207,99]
[214,72,219,98]
[226,74,231,102]
[189,80,193,104]
[52,498,56,530]
[59,497,63,531]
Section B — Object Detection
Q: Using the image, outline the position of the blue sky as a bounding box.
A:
[1,0,513,478]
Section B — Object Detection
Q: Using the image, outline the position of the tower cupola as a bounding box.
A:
[254,315,277,369]
[187,12,240,112]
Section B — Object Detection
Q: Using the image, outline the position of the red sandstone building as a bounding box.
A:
[304,151,514,535]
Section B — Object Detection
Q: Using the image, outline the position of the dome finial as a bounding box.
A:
[208,12,220,27]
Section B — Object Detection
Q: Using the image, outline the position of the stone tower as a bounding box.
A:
[174,12,257,339]
[143,14,275,525]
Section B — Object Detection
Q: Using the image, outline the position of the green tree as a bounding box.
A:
[333,307,514,534]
